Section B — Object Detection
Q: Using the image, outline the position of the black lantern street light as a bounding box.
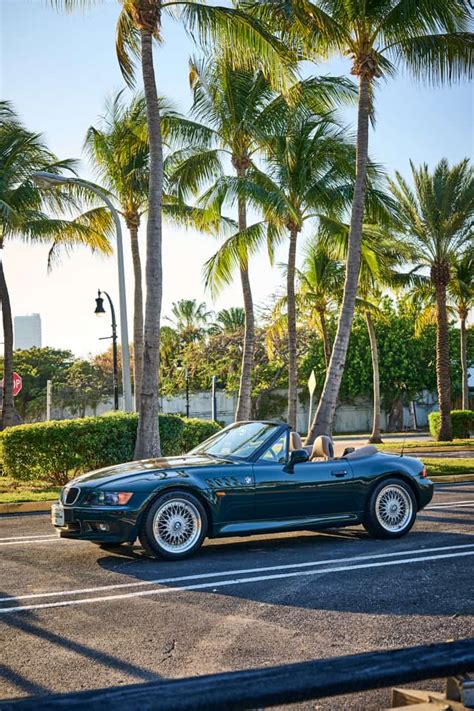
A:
[176,358,190,418]
[95,290,119,411]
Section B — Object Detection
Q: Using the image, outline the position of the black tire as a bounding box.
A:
[363,477,417,539]
[139,491,208,560]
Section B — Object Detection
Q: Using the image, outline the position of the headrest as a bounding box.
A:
[344,445,378,459]
[290,431,303,451]
[311,435,334,461]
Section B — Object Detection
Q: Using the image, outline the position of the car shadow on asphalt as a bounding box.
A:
[96,522,474,618]
[0,597,163,696]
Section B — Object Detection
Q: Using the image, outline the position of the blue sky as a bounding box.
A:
[1,0,473,357]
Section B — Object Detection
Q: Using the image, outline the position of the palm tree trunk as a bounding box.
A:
[434,280,453,441]
[287,226,298,431]
[318,308,331,370]
[365,310,383,444]
[127,217,143,412]
[235,166,255,422]
[134,29,163,459]
[460,312,469,410]
[0,251,18,428]
[306,73,371,443]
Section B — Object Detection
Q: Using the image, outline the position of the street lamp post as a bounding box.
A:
[32,171,133,412]
[95,290,119,411]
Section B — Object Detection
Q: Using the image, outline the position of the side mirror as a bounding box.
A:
[284,448,309,473]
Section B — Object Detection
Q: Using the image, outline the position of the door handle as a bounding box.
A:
[331,470,348,478]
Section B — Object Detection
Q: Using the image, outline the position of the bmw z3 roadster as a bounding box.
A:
[52,420,434,560]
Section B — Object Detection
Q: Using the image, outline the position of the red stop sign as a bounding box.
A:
[13,372,22,397]
[1,372,22,397]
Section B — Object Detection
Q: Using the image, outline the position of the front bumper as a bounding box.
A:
[52,504,141,543]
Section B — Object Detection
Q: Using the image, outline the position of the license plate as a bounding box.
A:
[51,503,65,527]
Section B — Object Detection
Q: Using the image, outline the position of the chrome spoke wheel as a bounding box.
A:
[152,499,201,554]
[375,484,413,533]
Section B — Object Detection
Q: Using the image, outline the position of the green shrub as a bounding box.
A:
[428,410,473,440]
[0,412,221,486]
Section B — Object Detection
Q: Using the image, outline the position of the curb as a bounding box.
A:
[1,474,473,514]
[0,500,56,514]
[429,473,474,483]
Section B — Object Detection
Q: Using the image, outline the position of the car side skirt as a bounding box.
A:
[211,512,363,538]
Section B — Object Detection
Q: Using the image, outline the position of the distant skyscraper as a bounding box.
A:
[14,313,42,350]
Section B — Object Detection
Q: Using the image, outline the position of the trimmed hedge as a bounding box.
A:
[0,412,221,485]
[428,410,473,440]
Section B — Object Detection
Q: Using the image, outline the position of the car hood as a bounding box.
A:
[70,454,236,488]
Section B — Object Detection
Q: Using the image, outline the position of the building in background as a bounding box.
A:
[14,313,42,350]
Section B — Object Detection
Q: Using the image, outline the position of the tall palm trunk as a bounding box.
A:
[318,308,331,370]
[126,215,143,412]
[433,272,453,441]
[365,310,382,444]
[0,251,17,428]
[134,29,163,459]
[306,74,371,443]
[287,225,298,431]
[235,165,255,422]
[460,310,469,410]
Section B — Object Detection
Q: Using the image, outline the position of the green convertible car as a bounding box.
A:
[52,420,434,560]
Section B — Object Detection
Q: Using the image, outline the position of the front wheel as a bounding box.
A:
[363,478,416,539]
[139,492,208,560]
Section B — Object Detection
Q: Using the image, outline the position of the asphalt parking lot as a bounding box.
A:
[0,482,473,710]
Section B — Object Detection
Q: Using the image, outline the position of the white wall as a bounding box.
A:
[73,388,438,434]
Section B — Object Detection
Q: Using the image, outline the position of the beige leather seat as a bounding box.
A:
[310,435,334,461]
[289,431,303,450]
[290,432,313,456]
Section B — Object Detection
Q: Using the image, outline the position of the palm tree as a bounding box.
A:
[170,58,275,421]
[85,91,223,410]
[246,0,474,441]
[297,244,344,369]
[206,107,392,430]
[85,92,149,409]
[390,159,474,440]
[317,217,409,442]
[214,307,246,333]
[449,252,473,410]
[169,56,356,424]
[0,103,112,428]
[50,1,295,458]
[167,299,214,342]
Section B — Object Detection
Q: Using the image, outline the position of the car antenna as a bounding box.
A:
[400,438,406,457]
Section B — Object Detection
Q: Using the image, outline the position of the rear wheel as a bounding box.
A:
[139,492,207,560]
[363,478,416,539]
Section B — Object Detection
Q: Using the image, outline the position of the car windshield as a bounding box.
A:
[189,422,282,460]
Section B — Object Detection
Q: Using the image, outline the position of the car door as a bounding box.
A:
[254,439,355,521]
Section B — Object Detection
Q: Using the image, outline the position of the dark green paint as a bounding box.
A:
[53,423,434,544]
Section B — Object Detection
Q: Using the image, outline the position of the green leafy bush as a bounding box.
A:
[0,413,221,485]
[428,410,473,440]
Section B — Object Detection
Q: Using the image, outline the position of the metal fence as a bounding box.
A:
[1,638,473,711]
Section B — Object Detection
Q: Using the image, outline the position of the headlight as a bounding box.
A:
[85,491,133,506]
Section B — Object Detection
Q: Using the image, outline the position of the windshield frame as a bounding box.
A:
[187,421,289,462]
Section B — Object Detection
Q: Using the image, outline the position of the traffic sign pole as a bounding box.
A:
[307,370,316,437]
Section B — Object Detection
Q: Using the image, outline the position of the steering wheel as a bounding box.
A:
[265,447,280,462]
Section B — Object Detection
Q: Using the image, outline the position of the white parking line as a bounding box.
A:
[425,502,474,510]
[0,537,62,547]
[0,534,57,542]
[2,549,474,614]
[1,545,473,614]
